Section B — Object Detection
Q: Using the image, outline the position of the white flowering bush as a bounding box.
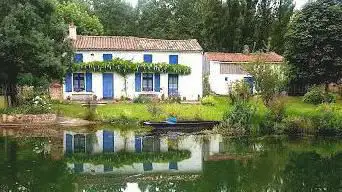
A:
[26,96,52,114]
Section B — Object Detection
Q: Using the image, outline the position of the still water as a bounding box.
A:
[0,126,342,192]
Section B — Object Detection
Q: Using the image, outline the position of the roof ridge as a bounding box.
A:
[77,35,197,42]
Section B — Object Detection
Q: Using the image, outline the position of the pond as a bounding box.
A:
[0,126,342,191]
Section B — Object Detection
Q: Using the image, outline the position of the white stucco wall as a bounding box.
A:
[208,61,252,95]
[63,50,203,101]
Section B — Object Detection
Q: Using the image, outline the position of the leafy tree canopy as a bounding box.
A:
[56,1,104,35]
[0,0,73,105]
[285,0,342,86]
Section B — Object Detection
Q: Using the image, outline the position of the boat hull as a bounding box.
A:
[143,121,220,132]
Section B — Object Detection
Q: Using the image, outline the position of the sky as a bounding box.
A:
[125,0,308,9]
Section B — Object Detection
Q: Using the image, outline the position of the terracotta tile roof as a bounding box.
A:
[205,52,284,63]
[73,35,203,52]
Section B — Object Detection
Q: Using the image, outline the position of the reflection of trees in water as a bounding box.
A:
[126,137,342,192]
[0,137,75,191]
[282,152,342,191]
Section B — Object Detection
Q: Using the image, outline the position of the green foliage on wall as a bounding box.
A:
[71,58,191,75]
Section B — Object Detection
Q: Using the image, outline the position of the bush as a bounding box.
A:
[133,95,152,103]
[259,98,287,134]
[147,102,162,117]
[201,95,216,106]
[203,74,212,96]
[26,96,52,114]
[303,85,336,105]
[311,104,342,135]
[167,95,181,103]
[84,101,97,121]
[282,116,314,135]
[229,80,252,104]
[219,101,256,134]
[0,96,52,115]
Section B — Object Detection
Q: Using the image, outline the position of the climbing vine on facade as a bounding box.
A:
[71,58,191,75]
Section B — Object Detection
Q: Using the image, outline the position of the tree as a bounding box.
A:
[0,0,73,106]
[93,0,137,36]
[243,60,288,107]
[285,0,342,88]
[56,1,104,35]
[270,0,294,54]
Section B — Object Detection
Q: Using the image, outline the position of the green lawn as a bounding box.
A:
[53,96,229,121]
[53,96,342,122]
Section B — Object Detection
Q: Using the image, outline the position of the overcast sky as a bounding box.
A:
[125,0,308,9]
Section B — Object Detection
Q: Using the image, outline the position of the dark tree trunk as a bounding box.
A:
[325,82,329,92]
[4,82,19,107]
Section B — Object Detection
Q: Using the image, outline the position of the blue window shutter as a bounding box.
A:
[169,55,178,64]
[143,54,152,63]
[154,73,160,92]
[103,54,113,61]
[135,73,141,92]
[135,136,142,153]
[86,72,92,92]
[65,73,72,92]
[66,134,73,154]
[74,54,83,63]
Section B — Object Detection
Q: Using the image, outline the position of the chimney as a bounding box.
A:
[68,23,77,40]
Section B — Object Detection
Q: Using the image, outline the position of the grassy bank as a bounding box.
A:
[52,96,342,122]
[53,96,229,121]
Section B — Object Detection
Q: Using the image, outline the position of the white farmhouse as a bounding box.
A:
[63,25,203,101]
[204,52,284,95]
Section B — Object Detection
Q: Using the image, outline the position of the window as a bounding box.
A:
[74,53,83,63]
[73,73,85,92]
[169,55,178,64]
[220,63,246,74]
[103,54,113,61]
[143,54,153,63]
[142,73,153,92]
[168,74,178,96]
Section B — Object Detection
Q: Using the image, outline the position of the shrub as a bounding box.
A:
[283,116,314,135]
[147,102,162,117]
[303,85,336,105]
[201,95,216,106]
[219,101,256,134]
[243,61,289,107]
[0,96,52,115]
[167,95,181,103]
[107,113,138,125]
[203,74,212,96]
[133,95,152,103]
[229,80,252,104]
[84,101,97,121]
[26,96,52,114]
[311,104,342,135]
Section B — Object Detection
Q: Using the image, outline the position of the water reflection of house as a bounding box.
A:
[64,130,203,174]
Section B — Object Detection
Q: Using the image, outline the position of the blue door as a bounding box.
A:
[103,73,114,99]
